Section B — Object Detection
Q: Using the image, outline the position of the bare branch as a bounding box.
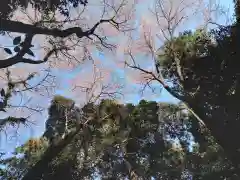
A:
[0,8,126,68]
[0,18,115,38]
[0,117,27,129]
[125,49,178,94]
[72,63,123,104]
[125,50,205,126]
[0,49,65,69]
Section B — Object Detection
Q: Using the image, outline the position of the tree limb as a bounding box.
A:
[0,117,27,129]
[0,18,120,68]
[0,19,117,38]
[0,47,67,69]
[125,58,205,126]
[21,117,91,180]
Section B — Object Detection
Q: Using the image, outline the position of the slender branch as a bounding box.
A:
[0,47,68,69]
[125,57,205,126]
[125,61,182,100]
[0,18,120,69]
[0,117,27,129]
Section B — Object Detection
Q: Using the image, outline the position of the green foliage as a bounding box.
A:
[0,89,5,97]
[156,11,240,175]
[3,48,12,55]
[0,0,88,20]
[0,97,232,180]
[13,36,21,45]
[13,46,20,53]
[44,96,77,142]
[25,49,34,57]
[51,95,75,108]
[157,28,213,87]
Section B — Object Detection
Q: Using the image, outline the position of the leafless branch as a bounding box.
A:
[125,50,205,126]
[0,117,27,130]
[72,63,123,104]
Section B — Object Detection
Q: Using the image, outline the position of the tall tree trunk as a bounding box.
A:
[188,101,240,169]
[234,0,240,24]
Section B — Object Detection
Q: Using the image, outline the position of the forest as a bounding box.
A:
[0,0,239,179]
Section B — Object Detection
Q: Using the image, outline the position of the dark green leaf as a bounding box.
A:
[26,49,35,57]
[27,73,35,80]
[0,89,5,97]
[14,46,20,53]
[15,146,24,153]
[13,36,21,45]
[20,42,24,47]
[3,48,12,55]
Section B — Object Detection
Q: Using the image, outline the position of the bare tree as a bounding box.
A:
[0,0,135,130]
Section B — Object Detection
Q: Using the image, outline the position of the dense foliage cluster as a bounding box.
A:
[0,96,233,180]
[0,0,87,20]
[156,19,240,169]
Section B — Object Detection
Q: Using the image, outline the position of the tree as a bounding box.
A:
[126,0,240,176]
[0,1,132,173]
[0,0,132,128]
[0,96,234,179]
[155,11,240,170]
[2,0,240,179]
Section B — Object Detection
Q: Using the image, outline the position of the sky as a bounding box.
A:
[0,0,235,155]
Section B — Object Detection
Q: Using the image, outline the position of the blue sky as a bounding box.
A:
[0,0,235,155]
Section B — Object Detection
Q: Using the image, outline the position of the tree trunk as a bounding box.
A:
[188,101,240,170]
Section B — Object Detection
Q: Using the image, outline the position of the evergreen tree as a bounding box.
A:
[0,96,232,179]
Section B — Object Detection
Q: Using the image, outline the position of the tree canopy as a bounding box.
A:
[155,9,240,170]
[0,96,233,180]
[124,0,240,177]
[1,0,240,179]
